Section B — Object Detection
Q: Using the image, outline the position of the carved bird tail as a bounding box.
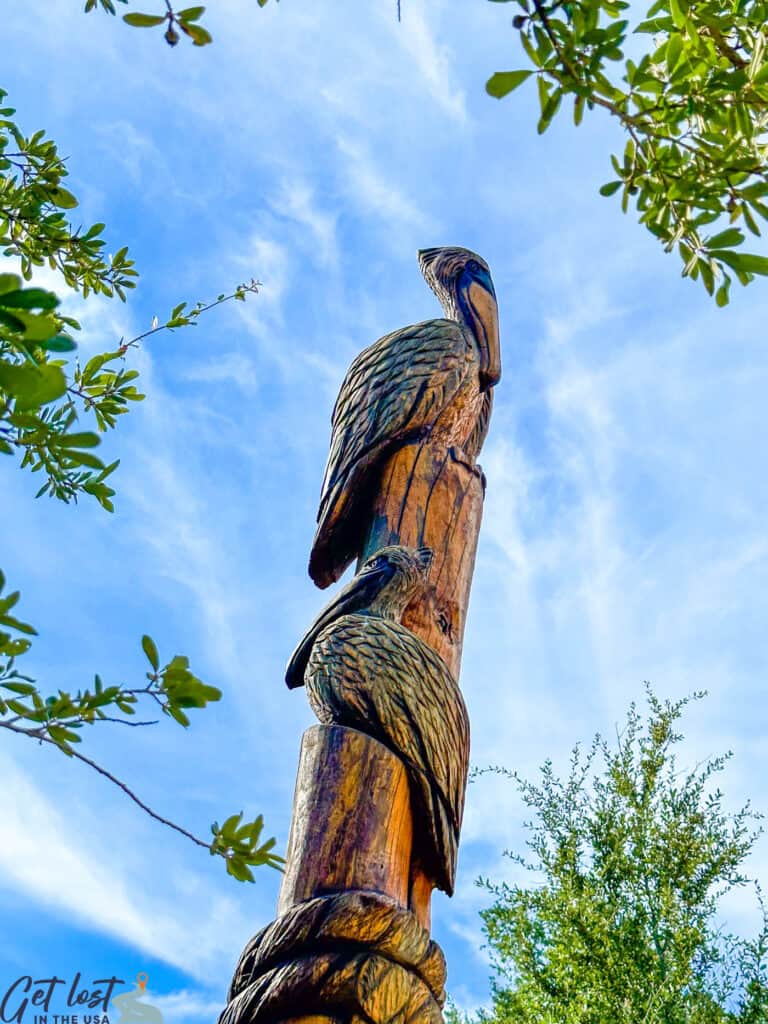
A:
[413,772,459,896]
[308,474,358,589]
[309,447,385,588]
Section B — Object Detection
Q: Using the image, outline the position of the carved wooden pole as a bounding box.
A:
[220,247,500,1024]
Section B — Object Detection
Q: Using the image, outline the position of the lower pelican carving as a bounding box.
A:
[285,546,470,896]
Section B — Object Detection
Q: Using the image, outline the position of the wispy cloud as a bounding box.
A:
[335,135,437,235]
[0,753,254,981]
[269,179,338,269]
[183,351,260,395]
[393,3,468,124]
[151,987,226,1023]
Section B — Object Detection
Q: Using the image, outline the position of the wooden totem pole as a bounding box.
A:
[220,246,501,1024]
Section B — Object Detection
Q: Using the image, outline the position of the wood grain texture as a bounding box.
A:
[278,726,414,915]
[221,248,500,1024]
[220,891,446,1024]
[229,891,446,1006]
[220,951,443,1024]
[360,441,484,681]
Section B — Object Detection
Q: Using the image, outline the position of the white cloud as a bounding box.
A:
[183,352,260,395]
[0,753,253,981]
[269,179,338,269]
[394,3,468,124]
[151,987,226,1023]
[95,120,159,186]
[336,135,437,234]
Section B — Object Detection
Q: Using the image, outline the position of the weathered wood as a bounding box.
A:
[285,547,469,901]
[221,951,443,1024]
[360,442,484,681]
[278,725,414,914]
[221,891,447,1024]
[229,891,446,1006]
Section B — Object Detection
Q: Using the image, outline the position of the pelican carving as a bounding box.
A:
[309,246,501,589]
[285,545,470,896]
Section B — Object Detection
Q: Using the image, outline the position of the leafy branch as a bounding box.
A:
[487,0,768,304]
[1,80,277,882]
[84,0,274,47]
[0,273,260,510]
[0,571,284,880]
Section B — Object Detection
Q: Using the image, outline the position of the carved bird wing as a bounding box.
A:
[309,318,474,588]
[309,614,470,894]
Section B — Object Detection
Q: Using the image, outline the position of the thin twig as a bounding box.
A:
[5,722,212,851]
[92,715,158,727]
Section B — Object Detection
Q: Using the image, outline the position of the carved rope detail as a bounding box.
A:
[220,892,446,1024]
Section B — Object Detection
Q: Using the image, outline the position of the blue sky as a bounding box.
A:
[2,0,767,1019]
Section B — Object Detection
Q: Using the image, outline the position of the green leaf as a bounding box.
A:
[537,88,562,134]
[141,634,159,671]
[49,187,78,210]
[0,308,27,333]
[666,34,683,74]
[11,310,60,342]
[0,363,67,410]
[715,278,731,307]
[182,22,213,45]
[3,681,37,696]
[178,6,205,20]
[0,274,21,295]
[39,335,77,353]
[224,855,255,882]
[600,181,622,197]
[486,70,533,98]
[0,289,59,311]
[122,12,167,26]
[717,250,768,276]
[57,431,101,449]
[731,253,768,275]
[222,812,243,835]
[707,229,745,250]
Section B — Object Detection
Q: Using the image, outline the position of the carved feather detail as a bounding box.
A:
[307,613,469,896]
[310,319,482,588]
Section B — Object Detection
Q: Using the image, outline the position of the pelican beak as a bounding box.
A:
[465,279,501,390]
[285,560,393,689]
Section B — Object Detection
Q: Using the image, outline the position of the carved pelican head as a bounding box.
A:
[285,546,433,689]
[362,545,434,619]
[418,246,502,390]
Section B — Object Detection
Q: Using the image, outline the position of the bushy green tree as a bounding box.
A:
[0,83,281,880]
[473,690,768,1023]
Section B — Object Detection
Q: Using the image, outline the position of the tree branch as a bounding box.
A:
[5,720,212,851]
